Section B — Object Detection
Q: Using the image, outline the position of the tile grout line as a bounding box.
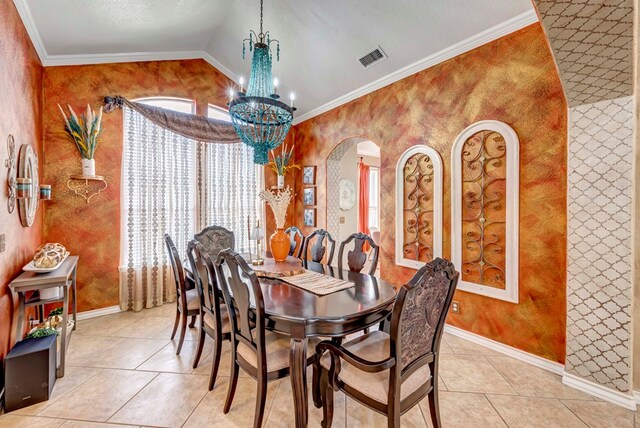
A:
[483,393,513,427]
[32,368,105,416]
[556,398,596,427]
[103,371,160,424]
[179,376,213,428]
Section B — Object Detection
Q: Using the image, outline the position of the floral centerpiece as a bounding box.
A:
[268,143,299,188]
[259,186,293,261]
[58,104,103,176]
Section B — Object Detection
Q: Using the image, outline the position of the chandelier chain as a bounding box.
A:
[259,0,264,37]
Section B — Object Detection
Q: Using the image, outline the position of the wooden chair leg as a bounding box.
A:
[192,324,206,369]
[427,385,441,428]
[208,337,223,391]
[188,314,197,328]
[170,307,180,340]
[224,359,239,413]
[312,359,322,408]
[253,375,267,428]
[176,312,187,355]
[320,369,334,428]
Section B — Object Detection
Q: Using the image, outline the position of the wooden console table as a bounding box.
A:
[9,256,78,377]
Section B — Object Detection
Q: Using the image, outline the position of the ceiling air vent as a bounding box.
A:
[359,46,387,68]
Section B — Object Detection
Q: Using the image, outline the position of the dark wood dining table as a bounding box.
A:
[260,260,397,428]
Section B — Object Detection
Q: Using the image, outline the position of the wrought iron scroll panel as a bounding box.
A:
[451,120,519,303]
[395,145,443,270]
[460,130,507,289]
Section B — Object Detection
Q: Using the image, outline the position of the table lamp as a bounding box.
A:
[251,221,265,265]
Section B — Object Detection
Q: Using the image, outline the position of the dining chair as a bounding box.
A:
[194,225,235,259]
[314,258,459,428]
[214,249,319,428]
[337,232,380,275]
[302,229,336,265]
[285,226,305,258]
[164,234,200,355]
[186,241,232,387]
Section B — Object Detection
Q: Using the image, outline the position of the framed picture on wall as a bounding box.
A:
[303,187,316,206]
[303,208,316,227]
[302,166,316,185]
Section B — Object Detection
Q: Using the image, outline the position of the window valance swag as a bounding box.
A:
[103,96,240,144]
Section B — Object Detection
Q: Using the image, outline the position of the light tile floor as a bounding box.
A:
[1,303,637,427]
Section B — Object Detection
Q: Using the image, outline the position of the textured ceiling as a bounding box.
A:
[17,0,535,119]
[534,0,633,106]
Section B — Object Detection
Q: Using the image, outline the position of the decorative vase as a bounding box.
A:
[270,228,289,262]
[277,175,285,188]
[81,158,95,176]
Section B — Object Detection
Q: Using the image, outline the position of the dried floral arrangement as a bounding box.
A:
[268,142,300,176]
[58,104,103,159]
[259,186,292,229]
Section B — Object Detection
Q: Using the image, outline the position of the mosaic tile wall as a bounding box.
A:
[534,0,633,106]
[566,96,633,392]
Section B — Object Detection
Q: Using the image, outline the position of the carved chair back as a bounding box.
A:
[389,258,458,381]
[302,229,336,264]
[285,226,305,258]
[164,234,188,313]
[194,225,235,261]
[337,232,379,275]
[214,249,267,370]
[186,240,225,330]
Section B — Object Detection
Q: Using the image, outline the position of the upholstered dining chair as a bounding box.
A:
[302,229,336,265]
[186,241,232,386]
[285,226,305,258]
[337,232,380,275]
[314,258,459,428]
[164,234,200,355]
[194,225,235,260]
[214,249,319,428]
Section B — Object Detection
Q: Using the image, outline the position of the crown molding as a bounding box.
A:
[292,9,538,125]
[12,0,47,63]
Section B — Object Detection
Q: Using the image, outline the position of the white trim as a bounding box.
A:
[562,373,637,411]
[395,145,443,269]
[633,390,640,404]
[451,120,520,303]
[293,10,538,125]
[444,324,564,375]
[11,0,47,63]
[76,305,122,321]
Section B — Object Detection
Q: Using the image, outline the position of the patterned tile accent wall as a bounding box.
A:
[326,140,358,240]
[566,96,633,392]
[534,0,633,106]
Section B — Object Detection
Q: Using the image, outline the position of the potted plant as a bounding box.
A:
[269,143,299,188]
[58,104,103,177]
[259,186,293,262]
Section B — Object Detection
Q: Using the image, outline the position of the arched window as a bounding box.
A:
[451,120,519,303]
[395,145,443,269]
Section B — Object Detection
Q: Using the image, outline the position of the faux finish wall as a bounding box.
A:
[0,0,43,360]
[42,60,233,312]
[292,23,568,363]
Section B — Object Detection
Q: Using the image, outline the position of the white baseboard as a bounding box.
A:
[633,390,640,405]
[562,373,636,410]
[76,306,122,321]
[443,324,564,375]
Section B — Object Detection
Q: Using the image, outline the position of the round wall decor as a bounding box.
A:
[17,144,39,227]
[339,178,356,211]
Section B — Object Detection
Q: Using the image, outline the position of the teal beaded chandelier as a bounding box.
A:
[229,0,296,165]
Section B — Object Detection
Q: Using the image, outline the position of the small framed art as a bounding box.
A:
[303,187,316,206]
[303,208,316,227]
[302,166,316,185]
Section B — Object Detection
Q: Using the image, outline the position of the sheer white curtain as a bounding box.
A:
[119,103,197,311]
[198,106,263,254]
[120,102,263,312]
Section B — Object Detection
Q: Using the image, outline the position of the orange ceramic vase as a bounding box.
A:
[270,228,289,262]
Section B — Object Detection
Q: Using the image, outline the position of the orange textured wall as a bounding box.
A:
[0,0,43,360]
[42,60,234,312]
[292,24,567,363]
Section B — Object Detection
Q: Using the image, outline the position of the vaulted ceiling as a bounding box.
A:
[14,0,537,122]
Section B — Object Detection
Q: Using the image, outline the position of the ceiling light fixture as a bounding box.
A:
[228,0,296,165]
